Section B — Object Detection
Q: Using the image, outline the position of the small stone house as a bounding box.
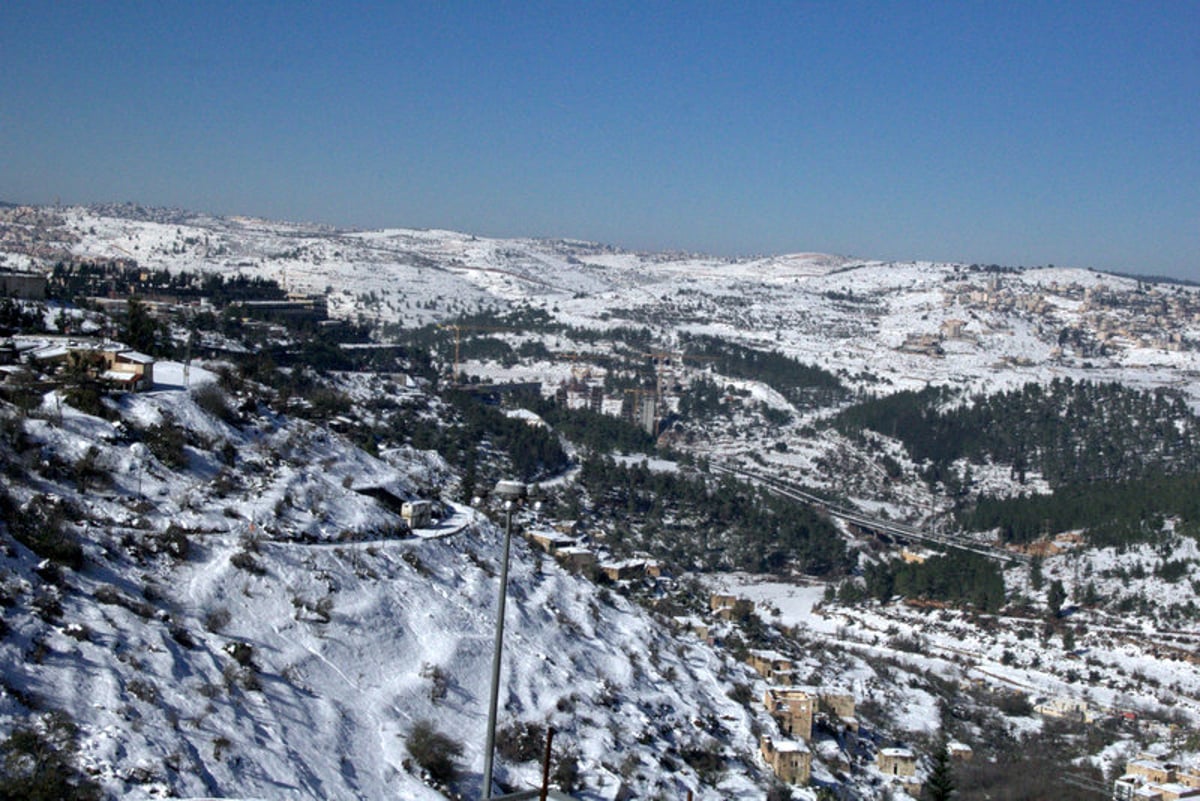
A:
[760,735,811,785]
[764,686,815,741]
[530,531,577,554]
[599,559,645,582]
[877,747,917,777]
[947,742,973,762]
[819,689,858,732]
[710,593,737,612]
[401,500,433,529]
[747,650,794,683]
[554,547,597,574]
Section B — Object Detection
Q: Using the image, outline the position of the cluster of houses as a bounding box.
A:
[0,335,155,392]
[1114,754,1200,800]
[896,274,1200,362]
[941,276,1199,356]
[697,593,983,794]
[0,206,76,262]
[705,594,963,793]
[525,522,669,584]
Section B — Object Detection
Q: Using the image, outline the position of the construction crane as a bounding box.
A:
[437,323,518,383]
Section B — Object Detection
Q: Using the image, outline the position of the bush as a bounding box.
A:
[406,719,462,785]
[204,607,232,633]
[193,383,238,424]
[151,525,191,561]
[142,415,188,469]
[224,641,255,668]
[419,663,449,703]
[552,748,581,793]
[230,550,265,575]
[0,715,102,801]
[3,494,83,570]
[70,446,110,492]
[496,720,546,763]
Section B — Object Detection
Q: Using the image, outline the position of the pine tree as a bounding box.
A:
[1047,579,1067,617]
[922,738,955,801]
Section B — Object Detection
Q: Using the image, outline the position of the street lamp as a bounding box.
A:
[130,442,146,497]
[481,479,528,800]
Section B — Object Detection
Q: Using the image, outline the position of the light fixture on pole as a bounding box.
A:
[482,479,527,800]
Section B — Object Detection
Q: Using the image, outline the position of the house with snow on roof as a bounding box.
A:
[877,746,922,797]
[817,688,859,734]
[99,346,154,391]
[1114,755,1200,801]
[710,592,755,621]
[760,735,810,785]
[747,649,795,684]
[763,686,815,741]
[553,546,597,575]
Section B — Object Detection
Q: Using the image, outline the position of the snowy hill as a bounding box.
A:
[4,201,1200,799]
[0,365,765,800]
[4,203,1197,408]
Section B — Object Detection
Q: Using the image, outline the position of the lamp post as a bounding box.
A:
[482,479,527,799]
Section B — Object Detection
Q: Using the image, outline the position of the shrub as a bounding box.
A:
[0,715,102,801]
[204,607,232,633]
[5,495,83,570]
[127,678,159,704]
[193,383,238,424]
[142,415,188,469]
[419,663,449,703]
[230,550,265,575]
[495,720,547,763]
[224,641,255,667]
[552,747,581,793]
[150,525,190,561]
[169,624,196,649]
[406,719,462,785]
[93,584,155,618]
[70,446,110,492]
[726,682,755,706]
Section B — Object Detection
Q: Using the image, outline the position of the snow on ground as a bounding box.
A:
[0,377,771,800]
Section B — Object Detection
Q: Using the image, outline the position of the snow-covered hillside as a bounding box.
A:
[5,201,1200,799]
[4,203,1197,409]
[0,366,766,800]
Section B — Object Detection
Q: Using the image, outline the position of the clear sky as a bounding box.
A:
[2,1,1197,277]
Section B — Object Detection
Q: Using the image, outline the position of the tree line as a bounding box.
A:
[837,379,1200,489]
[575,456,849,576]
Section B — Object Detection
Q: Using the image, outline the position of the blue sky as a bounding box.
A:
[2,2,1197,277]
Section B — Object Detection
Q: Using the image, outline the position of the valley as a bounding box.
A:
[0,203,1198,800]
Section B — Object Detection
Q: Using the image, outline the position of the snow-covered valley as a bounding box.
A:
[1,202,1199,800]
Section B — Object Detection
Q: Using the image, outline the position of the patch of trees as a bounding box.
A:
[680,333,847,410]
[397,393,569,494]
[0,491,85,571]
[857,550,1005,612]
[49,260,286,304]
[959,471,1200,545]
[579,457,848,575]
[0,712,102,801]
[836,379,1200,490]
[0,297,44,334]
[519,397,656,455]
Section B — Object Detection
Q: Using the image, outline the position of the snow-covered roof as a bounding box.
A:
[880,747,915,758]
[773,738,810,753]
[114,349,154,364]
[749,648,791,661]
